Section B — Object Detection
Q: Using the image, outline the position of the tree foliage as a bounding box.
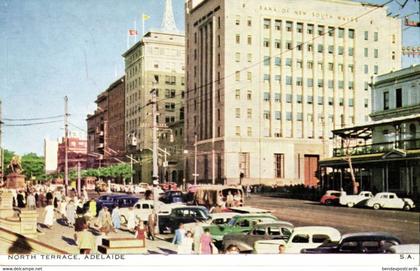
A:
[2,149,45,180]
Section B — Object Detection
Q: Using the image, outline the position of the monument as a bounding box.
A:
[5,155,26,190]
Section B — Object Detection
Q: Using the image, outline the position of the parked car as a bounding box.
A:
[222,221,294,253]
[183,212,240,232]
[159,190,184,204]
[158,206,210,233]
[320,190,342,205]
[228,206,271,214]
[194,185,245,208]
[389,244,419,254]
[254,226,341,254]
[205,213,279,242]
[301,232,401,253]
[119,200,183,224]
[366,192,415,211]
[339,191,374,208]
[84,194,136,215]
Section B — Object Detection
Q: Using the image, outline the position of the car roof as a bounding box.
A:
[325,190,341,193]
[375,192,394,195]
[232,213,276,219]
[209,212,240,219]
[341,232,401,243]
[293,226,340,234]
[173,206,208,211]
[254,221,294,228]
[229,207,271,213]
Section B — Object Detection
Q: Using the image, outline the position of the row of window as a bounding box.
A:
[233,108,355,121]
[261,94,357,106]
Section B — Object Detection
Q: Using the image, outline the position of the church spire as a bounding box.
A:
[161,0,179,33]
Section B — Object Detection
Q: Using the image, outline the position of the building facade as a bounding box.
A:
[87,76,126,168]
[57,135,87,173]
[44,138,58,174]
[320,65,420,198]
[185,0,401,186]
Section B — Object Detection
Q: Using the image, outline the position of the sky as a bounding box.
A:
[0,0,419,156]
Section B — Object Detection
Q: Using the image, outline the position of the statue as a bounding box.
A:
[8,155,24,174]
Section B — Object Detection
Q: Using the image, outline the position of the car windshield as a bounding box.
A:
[227,217,239,226]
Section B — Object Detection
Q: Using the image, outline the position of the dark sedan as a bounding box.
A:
[159,190,184,204]
[302,232,401,254]
[222,221,294,252]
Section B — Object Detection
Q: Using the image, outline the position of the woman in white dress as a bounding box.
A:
[126,207,136,232]
[178,231,194,254]
[43,203,55,229]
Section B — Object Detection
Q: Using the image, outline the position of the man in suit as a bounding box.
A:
[147,211,157,240]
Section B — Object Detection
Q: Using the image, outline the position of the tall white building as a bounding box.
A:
[44,138,58,174]
[123,0,185,182]
[185,0,401,186]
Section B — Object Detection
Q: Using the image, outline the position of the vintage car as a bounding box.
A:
[118,200,182,223]
[158,206,210,233]
[205,213,279,242]
[183,212,240,232]
[222,221,294,253]
[254,226,341,254]
[159,190,184,204]
[339,191,374,208]
[228,206,271,214]
[301,232,401,253]
[84,194,139,215]
[320,190,342,205]
[389,244,419,254]
[366,192,415,211]
[194,185,245,208]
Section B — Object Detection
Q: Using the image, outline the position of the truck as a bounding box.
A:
[339,191,373,208]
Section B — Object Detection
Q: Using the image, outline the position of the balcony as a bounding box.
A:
[333,138,420,157]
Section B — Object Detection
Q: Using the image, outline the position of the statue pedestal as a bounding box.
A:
[6,173,26,190]
[0,190,14,218]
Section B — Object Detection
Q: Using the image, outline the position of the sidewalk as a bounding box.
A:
[35,207,178,254]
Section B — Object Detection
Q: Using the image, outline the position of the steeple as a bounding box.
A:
[161,0,179,33]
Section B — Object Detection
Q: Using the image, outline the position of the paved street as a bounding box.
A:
[247,194,420,244]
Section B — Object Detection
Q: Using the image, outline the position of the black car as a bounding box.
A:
[83,194,139,215]
[301,232,401,254]
[159,190,184,204]
[158,206,209,233]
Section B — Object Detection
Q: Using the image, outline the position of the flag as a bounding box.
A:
[128,29,138,36]
[143,14,150,21]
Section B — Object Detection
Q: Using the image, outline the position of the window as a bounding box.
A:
[396,88,402,108]
[374,65,379,75]
[274,153,284,178]
[328,97,334,105]
[247,127,252,137]
[318,62,323,70]
[235,126,241,136]
[286,112,292,121]
[264,56,270,66]
[338,64,344,72]
[235,16,240,25]
[292,234,309,243]
[235,52,240,62]
[263,19,271,29]
[297,95,303,104]
[263,74,269,82]
[235,108,240,118]
[318,44,324,53]
[338,46,344,55]
[235,89,240,100]
[364,65,368,74]
[286,76,292,85]
[307,78,313,87]
[286,21,293,31]
[297,112,303,121]
[318,25,324,36]
[297,23,303,33]
[165,75,176,85]
[274,93,281,102]
[318,96,324,105]
[286,58,292,67]
[308,44,313,52]
[263,38,270,47]
[247,53,252,62]
[247,35,252,45]
[236,34,240,44]
[349,99,354,107]
[374,32,378,41]
[165,89,176,98]
[264,92,270,101]
[246,108,252,119]
[364,31,369,40]
[275,40,281,49]
[328,27,334,37]
[364,48,368,57]
[338,28,344,38]
[274,75,281,83]
[364,82,369,91]
[247,90,252,100]
[263,110,270,119]
[274,20,281,30]
[247,18,252,27]
[235,71,240,81]
[348,29,355,39]
[339,98,344,106]
[328,45,334,54]
[307,61,313,69]
[307,95,314,104]
[348,64,354,73]
[364,99,369,108]
[297,43,303,51]
[307,24,314,34]
[328,62,334,71]
[349,81,354,90]
[348,47,354,57]
[328,80,333,89]
[374,49,378,58]
[297,60,303,69]
[274,57,281,66]
[165,103,175,111]
[318,79,324,88]
[286,41,292,50]
[272,111,280,121]
[286,94,293,103]
[338,80,344,89]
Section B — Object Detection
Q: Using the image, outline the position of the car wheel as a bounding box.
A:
[403,204,411,211]
[325,199,332,206]
[347,202,354,208]
[373,203,381,210]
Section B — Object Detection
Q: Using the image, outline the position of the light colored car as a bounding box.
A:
[228,206,271,214]
[254,226,341,254]
[389,244,419,254]
[119,200,184,223]
[366,192,415,211]
[339,191,374,208]
[183,212,240,232]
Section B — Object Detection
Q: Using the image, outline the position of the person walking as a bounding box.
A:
[111,206,121,231]
[88,199,97,218]
[178,231,194,254]
[78,224,95,254]
[147,211,157,240]
[199,228,213,254]
[134,220,147,245]
[43,201,55,229]
[74,213,87,245]
[226,191,234,207]
[27,193,36,209]
[100,207,113,233]
[16,191,26,208]
[59,199,67,220]
[193,222,204,254]
[66,200,76,227]
[172,223,185,251]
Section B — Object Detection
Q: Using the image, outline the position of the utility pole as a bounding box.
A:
[150,79,160,234]
[0,99,3,179]
[77,161,81,197]
[194,133,197,185]
[129,154,133,185]
[163,148,167,183]
[64,96,69,197]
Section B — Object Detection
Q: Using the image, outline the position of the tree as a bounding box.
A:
[21,153,45,180]
[342,138,358,195]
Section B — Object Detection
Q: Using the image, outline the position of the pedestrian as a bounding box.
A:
[199,228,213,254]
[78,224,95,254]
[17,191,26,208]
[172,223,185,247]
[134,220,147,245]
[246,185,251,198]
[178,231,194,254]
[233,192,242,207]
[66,200,76,227]
[88,199,97,218]
[59,199,67,219]
[226,191,234,207]
[126,207,136,233]
[100,207,113,233]
[34,191,40,208]
[111,206,121,231]
[27,193,36,209]
[278,243,286,254]
[46,190,53,205]
[74,213,87,244]
[147,211,157,240]
[193,222,204,254]
[96,206,106,229]
[43,201,55,229]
